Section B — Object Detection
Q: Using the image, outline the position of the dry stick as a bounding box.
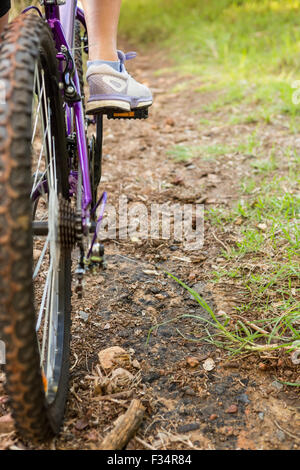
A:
[134,436,156,451]
[92,390,133,401]
[274,420,300,442]
[211,230,230,254]
[99,399,145,450]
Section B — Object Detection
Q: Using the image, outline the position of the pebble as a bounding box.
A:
[209,414,218,421]
[215,384,226,395]
[177,423,200,433]
[203,358,215,371]
[170,245,179,251]
[225,404,238,414]
[132,359,141,369]
[149,286,160,294]
[186,357,199,368]
[79,311,89,322]
[258,412,264,421]
[182,386,196,396]
[144,372,160,383]
[237,393,250,404]
[33,249,42,261]
[271,380,284,391]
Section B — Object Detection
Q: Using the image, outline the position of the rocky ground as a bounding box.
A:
[0,45,299,451]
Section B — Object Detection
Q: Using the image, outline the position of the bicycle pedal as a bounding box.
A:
[106,108,149,120]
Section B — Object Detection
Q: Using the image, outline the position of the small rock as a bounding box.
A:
[291,349,300,365]
[186,357,199,368]
[258,412,264,421]
[131,359,141,369]
[79,311,89,322]
[177,423,200,433]
[271,380,284,391]
[209,414,218,421]
[149,286,160,294]
[103,323,111,330]
[144,371,160,383]
[203,358,215,371]
[98,346,127,370]
[216,310,228,318]
[171,176,184,186]
[33,249,42,261]
[186,163,196,170]
[165,117,175,127]
[188,272,196,281]
[169,245,179,251]
[225,404,238,414]
[257,223,267,231]
[182,386,196,396]
[75,419,89,431]
[237,393,250,404]
[130,236,142,245]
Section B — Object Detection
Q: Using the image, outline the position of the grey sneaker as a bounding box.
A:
[86,50,153,114]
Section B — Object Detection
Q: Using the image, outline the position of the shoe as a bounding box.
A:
[86,50,153,115]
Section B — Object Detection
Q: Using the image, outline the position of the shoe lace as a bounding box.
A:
[117,50,137,71]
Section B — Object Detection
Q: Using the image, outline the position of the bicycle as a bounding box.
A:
[0,0,148,442]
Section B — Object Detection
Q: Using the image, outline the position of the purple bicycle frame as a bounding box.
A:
[25,0,92,219]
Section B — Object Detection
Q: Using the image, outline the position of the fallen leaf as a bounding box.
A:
[98,346,127,370]
[75,419,89,431]
[0,414,14,434]
[203,358,215,371]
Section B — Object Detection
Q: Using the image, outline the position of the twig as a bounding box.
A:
[274,420,300,442]
[99,399,145,450]
[92,390,133,401]
[134,436,156,450]
[211,231,230,254]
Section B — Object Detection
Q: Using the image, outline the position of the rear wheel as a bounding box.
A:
[0,13,72,440]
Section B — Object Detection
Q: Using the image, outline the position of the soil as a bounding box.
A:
[0,45,299,451]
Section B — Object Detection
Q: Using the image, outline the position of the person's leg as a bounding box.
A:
[0,0,10,38]
[81,0,121,62]
[81,0,152,113]
[0,13,9,38]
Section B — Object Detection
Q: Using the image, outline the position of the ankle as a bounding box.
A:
[87,59,121,72]
[88,46,118,63]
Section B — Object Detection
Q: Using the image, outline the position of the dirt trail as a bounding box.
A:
[0,46,299,451]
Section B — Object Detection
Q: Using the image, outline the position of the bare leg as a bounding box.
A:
[0,12,9,39]
[81,0,121,62]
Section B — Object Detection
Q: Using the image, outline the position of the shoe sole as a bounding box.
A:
[86,99,152,115]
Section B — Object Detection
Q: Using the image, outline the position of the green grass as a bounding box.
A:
[147,273,300,367]
[120,0,300,124]
[167,143,233,161]
[121,0,300,77]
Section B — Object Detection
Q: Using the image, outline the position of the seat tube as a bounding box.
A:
[59,0,77,50]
